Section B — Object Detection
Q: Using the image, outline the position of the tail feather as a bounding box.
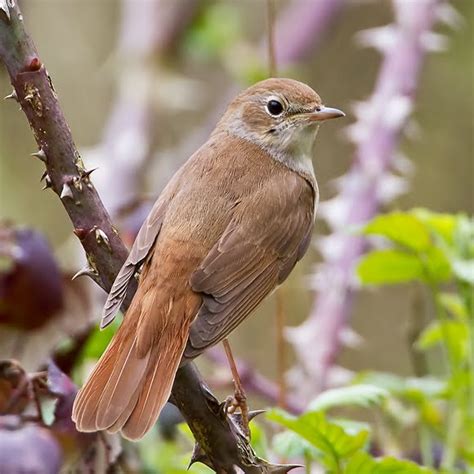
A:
[72,288,198,440]
[121,322,190,440]
[95,332,150,430]
[72,329,125,431]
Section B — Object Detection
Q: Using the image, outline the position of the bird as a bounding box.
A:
[72,78,344,440]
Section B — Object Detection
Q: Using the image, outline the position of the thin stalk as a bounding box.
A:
[304,452,312,474]
[420,423,434,468]
[428,282,463,469]
[441,406,463,470]
[266,0,277,77]
[276,289,288,409]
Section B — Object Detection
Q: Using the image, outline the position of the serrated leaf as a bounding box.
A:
[267,409,368,470]
[357,249,424,284]
[308,385,388,412]
[345,451,434,474]
[363,212,432,251]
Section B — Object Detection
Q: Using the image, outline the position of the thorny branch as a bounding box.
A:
[287,0,446,397]
[0,3,297,472]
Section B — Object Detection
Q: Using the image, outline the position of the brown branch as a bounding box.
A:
[0,4,295,472]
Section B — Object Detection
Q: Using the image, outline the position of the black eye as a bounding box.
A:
[266,99,284,116]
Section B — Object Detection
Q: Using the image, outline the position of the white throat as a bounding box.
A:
[227,121,319,180]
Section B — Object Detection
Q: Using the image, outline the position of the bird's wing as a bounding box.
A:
[101,194,173,329]
[185,173,315,359]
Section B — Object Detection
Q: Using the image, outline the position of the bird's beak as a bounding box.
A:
[307,106,345,122]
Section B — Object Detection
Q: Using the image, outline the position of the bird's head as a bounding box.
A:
[216,78,345,172]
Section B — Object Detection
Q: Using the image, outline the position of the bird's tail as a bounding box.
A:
[72,284,197,440]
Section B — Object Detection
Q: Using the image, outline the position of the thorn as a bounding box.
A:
[79,167,98,180]
[4,90,18,102]
[248,409,265,421]
[188,443,211,469]
[31,149,47,162]
[266,463,304,473]
[60,183,73,200]
[94,227,112,252]
[42,176,52,190]
[230,409,265,428]
[72,265,97,281]
[39,170,48,182]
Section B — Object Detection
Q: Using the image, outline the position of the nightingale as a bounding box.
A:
[72,78,344,440]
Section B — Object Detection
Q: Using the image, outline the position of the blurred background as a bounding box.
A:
[0,0,472,472]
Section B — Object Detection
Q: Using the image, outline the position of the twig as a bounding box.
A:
[266,0,276,77]
[275,290,287,409]
[286,0,445,397]
[266,0,288,411]
[0,3,292,471]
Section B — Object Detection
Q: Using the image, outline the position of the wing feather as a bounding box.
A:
[100,198,168,329]
[185,173,315,359]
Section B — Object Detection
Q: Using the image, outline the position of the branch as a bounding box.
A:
[286,0,445,397]
[0,4,293,472]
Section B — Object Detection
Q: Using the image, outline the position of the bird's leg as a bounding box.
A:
[222,338,249,438]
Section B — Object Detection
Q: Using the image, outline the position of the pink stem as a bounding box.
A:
[287,0,443,397]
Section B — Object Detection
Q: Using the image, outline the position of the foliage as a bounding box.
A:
[267,405,433,474]
[252,210,473,473]
[356,209,473,472]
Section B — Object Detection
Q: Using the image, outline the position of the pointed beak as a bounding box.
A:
[307,106,345,122]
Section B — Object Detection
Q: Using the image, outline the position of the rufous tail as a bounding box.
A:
[72,284,196,440]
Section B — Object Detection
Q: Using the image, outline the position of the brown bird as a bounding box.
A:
[72,78,344,440]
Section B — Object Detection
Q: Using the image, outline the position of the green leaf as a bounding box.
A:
[267,409,368,471]
[345,451,435,474]
[272,431,319,460]
[183,3,241,59]
[248,420,268,459]
[416,320,467,363]
[363,212,431,251]
[79,316,121,361]
[357,249,424,284]
[412,208,457,245]
[439,292,468,320]
[423,246,452,283]
[308,385,389,412]
[354,372,446,401]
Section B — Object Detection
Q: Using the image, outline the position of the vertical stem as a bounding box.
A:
[266,0,277,77]
[441,407,463,470]
[276,289,287,409]
[419,424,433,468]
[462,283,474,414]
[429,283,462,470]
[266,0,287,411]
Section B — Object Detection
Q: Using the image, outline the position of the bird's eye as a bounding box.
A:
[266,99,284,116]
